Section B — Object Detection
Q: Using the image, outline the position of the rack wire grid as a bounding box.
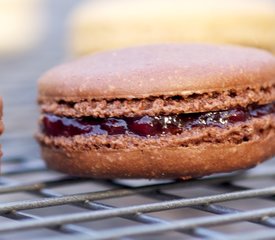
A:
[1,0,275,239]
[1,152,275,240]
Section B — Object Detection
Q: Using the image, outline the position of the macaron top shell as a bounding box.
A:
[39,44,275,101]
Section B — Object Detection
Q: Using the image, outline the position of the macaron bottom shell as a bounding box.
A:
[40,129,275,179]
[37,111,275,179]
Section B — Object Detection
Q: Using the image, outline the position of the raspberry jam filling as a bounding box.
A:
[42,102,275,137]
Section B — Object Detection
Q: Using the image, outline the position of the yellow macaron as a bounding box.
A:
[68,0,275,56]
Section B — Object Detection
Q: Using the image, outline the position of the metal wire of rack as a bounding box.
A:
[1,1,275,239]
[1,154,275,240]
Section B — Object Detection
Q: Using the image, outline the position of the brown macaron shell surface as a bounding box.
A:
[38,44,275,179]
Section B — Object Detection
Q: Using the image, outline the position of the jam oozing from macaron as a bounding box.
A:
[42,102,275,137]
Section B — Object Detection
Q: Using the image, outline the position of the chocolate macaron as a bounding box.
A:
[37,44,275,179]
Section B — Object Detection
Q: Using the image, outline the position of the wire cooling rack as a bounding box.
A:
[1,148,275,240]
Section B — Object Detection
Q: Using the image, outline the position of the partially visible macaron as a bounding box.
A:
[37,44,275,179]
[69,0,275,56]
[0,98,3,157]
